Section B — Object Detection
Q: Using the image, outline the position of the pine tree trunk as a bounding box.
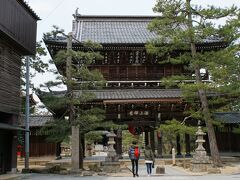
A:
[186,0,222,167]
[67,32,81,170]
[197,87,222,167]
[79,133,84,169]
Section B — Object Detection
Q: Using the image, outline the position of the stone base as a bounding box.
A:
[69,168,82,174]
[156,166,165,174]
[10,168,17,173]
[207,167,221,174]
[98,172,107,176]
[190,163,211,172]
[59,170,69,175]
[191,148,211,172]
[105,156,119,162]
[22,168,31,173]
[101,161,120,173]
[82,170,94,176]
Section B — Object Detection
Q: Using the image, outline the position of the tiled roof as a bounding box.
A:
[214,112,240,124]
[19,115,53,127]
[37,89,182,101]
[72,16,157,44]
[73,89,182,100]
[44,15,226,46]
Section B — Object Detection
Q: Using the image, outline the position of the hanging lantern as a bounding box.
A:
[128,125,143,135]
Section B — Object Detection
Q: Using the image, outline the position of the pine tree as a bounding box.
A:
[38,27,106,169]
[21,41,49,113]
[147,0,240,167]
[21,41,49,89]
[158,119,196,154]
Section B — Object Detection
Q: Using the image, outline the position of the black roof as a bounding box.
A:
[72,15,157,44]
[214,112,240,124]
[44,15,227,47]
[37,89,182,101]
[74,89,182,100]
[19,115,53,127]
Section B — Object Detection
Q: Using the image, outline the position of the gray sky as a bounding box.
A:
[27,0,240,88]
[28,0,156,41]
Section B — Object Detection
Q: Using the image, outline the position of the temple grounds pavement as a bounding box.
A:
[1,152,240,180]
[4,164,240,180]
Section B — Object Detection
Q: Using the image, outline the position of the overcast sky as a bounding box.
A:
[26,0,240,88]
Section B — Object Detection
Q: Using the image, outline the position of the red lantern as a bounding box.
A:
[128,125,143,135]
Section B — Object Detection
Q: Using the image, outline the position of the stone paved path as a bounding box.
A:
[19,164,240,180]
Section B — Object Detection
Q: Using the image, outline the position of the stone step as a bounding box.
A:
[17,157,54,166]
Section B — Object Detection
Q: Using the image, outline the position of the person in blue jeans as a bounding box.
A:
[128,141,140,177]
[144,145,155,176]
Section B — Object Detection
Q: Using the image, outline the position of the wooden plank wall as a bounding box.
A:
[29,136,56,157]
[204,130,240,152]
[90,65,183,81]
[0,40,21,115]
[0,0,37,54]
[87,49,187,81]
[216,131,240,152]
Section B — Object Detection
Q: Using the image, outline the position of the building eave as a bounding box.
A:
[17,0,40,20]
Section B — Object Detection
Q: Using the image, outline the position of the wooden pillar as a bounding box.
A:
[4,131,12,172]
[150,130,155,152]
[142,132,146,149]
[56,142,61,158]
[145,131,149,146]
[81,134,85,158]
[10,115,18,172]
[176,134,182,157]
[157,131,163,158]
[115,129,123,158]
[185,134,191,157]
[11,132,17,173]
[229,126,232,152]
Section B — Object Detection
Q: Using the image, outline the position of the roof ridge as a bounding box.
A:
[82,89,181,92]
[77,20,153,22]
[74,14,158,18]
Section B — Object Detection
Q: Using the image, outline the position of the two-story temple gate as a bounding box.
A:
[43,15,228,157]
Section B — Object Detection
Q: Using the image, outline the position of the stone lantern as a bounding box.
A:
[101,129,120,173]
[190,125,211,172]
[105,130,118,162]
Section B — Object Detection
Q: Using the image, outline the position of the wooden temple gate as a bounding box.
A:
[43,15,231,157]
[77,90,187,157]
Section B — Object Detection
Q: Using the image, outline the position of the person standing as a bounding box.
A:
[128,141,140,177]
[144,145,155,176]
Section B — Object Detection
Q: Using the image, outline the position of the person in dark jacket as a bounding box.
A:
[144,145,155,176]
[128,141,140,177]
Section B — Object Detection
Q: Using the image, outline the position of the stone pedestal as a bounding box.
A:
[101,161,121,173]
[190,126,211,172]
[156,166,165,174]
[71,126,79,171]
[101,129,120,173]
